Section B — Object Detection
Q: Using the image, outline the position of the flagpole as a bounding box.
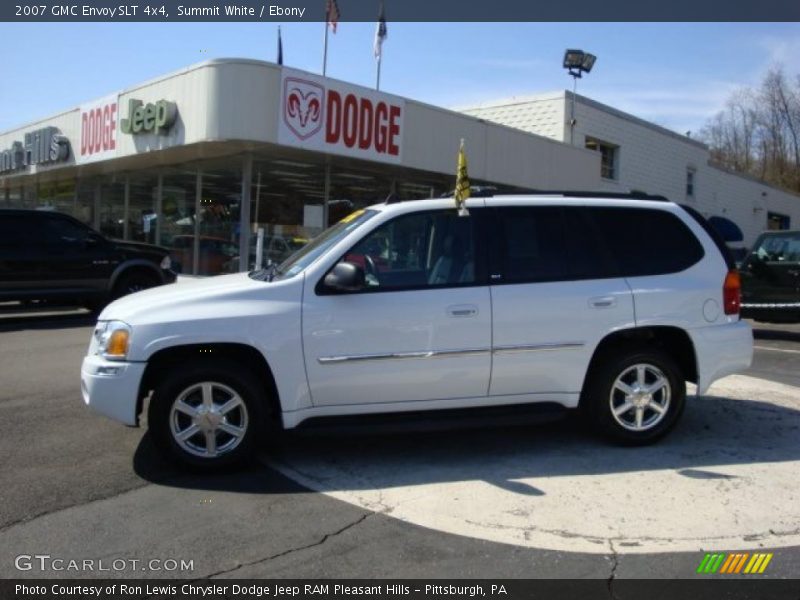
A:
[376,55,382,90]
[322,17,329,76]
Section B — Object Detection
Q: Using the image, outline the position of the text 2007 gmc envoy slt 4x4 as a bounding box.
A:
[82,194,753,469]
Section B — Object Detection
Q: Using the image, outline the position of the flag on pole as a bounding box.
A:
[373,2,387,58]
[326,0,340,33]
[454,139,470,217]
[277,26,283,65]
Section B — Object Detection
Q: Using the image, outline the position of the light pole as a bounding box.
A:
[562,49,597,145]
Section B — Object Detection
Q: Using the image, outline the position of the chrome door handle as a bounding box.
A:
[447,304,478,317]
[589,296,617,309]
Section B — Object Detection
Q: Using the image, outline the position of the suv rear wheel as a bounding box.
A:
[584,347,685,444]
[148,359,266,469]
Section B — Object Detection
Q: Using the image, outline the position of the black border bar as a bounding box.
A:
[2,0,800,22]
[3,580,800,600]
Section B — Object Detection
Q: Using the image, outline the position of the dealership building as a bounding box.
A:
[1,58,798,275]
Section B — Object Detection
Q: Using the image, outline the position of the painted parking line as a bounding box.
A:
[754,345,800,355]
[262,374,800,554]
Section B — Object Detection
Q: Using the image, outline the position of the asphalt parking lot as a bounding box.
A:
[0,303,798,581]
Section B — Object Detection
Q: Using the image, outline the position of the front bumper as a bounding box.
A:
[81,355,146,426]
[688,319,753,395]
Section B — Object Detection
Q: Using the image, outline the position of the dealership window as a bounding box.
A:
[38,179,77,216]
[160,168,199,275]
[128,173,159,244]
[250,157,327,270]
[686,168,696,198]
[98,177,126,239]
[74,181,97,227]
[767,212,791,231]
[6,185,22,208]
[585,137,619,180]
[196,159,242,276]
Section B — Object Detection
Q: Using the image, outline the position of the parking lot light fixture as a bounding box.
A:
[562,49,597,144]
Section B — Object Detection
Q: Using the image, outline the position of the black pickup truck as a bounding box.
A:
[0,209,176,311]
[740,229,800,323]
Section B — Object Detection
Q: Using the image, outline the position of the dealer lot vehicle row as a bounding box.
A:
[81,194,753,469]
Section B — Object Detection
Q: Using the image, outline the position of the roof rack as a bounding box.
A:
[438,187,670,202]
[523,190,670,202]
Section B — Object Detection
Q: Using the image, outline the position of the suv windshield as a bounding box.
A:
[250,209,378,281]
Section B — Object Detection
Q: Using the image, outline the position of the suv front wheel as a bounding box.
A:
[584,347,685,444]
[148,359,265,468]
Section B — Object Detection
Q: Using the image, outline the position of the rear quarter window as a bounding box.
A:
[587,207,705,277]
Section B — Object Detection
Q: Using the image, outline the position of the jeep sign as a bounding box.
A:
[120,99,178,135]
[278,68,404,164]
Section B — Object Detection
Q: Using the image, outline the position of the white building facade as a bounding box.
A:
[0,60,603,275]
[461,91,800,246]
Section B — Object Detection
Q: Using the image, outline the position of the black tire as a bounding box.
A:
[148,359,267,469]
[112,271,159,300]
[583,346,685,445]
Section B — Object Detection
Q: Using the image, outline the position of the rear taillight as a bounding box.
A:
[723,270,741,315]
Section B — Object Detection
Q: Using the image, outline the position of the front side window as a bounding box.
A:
[337,209,477,291]
[41,215,92,244]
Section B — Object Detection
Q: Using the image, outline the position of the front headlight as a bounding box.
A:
[93,320,132,360]
[160,255,172,270]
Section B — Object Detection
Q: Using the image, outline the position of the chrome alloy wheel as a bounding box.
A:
[169,382,249,458]
[609,363,671,432]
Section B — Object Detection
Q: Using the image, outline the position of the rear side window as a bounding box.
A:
[496,207,569,283]
[587,207,705,277]
[494,206,620,283]
[751,232,800,264]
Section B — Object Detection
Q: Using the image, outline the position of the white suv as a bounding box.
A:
[81,194,753,468]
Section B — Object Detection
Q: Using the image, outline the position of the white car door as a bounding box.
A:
[302,209,492,407]
[488,205,636,398]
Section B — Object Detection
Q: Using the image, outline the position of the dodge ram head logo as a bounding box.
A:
[283,78,324,140]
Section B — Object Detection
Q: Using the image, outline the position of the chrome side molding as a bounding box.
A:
[318,342,585,364]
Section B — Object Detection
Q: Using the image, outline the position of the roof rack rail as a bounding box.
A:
[437,188,670,202]
[525,190,670,202]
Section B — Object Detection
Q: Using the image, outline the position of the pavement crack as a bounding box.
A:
[607,540,620,600]
[0,481,150,535]
[205,511,373,578]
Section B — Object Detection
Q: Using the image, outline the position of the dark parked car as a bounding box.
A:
[0,209,176,311]
[740,229,800,323]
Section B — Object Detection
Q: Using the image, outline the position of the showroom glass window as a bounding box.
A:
[197,160,242,276]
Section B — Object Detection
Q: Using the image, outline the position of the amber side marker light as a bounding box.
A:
[723,270,741,315]
[106,329,130,357]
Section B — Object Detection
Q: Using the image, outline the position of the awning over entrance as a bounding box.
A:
[708,215,744,243]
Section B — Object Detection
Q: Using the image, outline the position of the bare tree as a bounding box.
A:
[700,64,800,193]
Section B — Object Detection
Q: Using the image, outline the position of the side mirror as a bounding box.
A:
[324,262,365,292]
